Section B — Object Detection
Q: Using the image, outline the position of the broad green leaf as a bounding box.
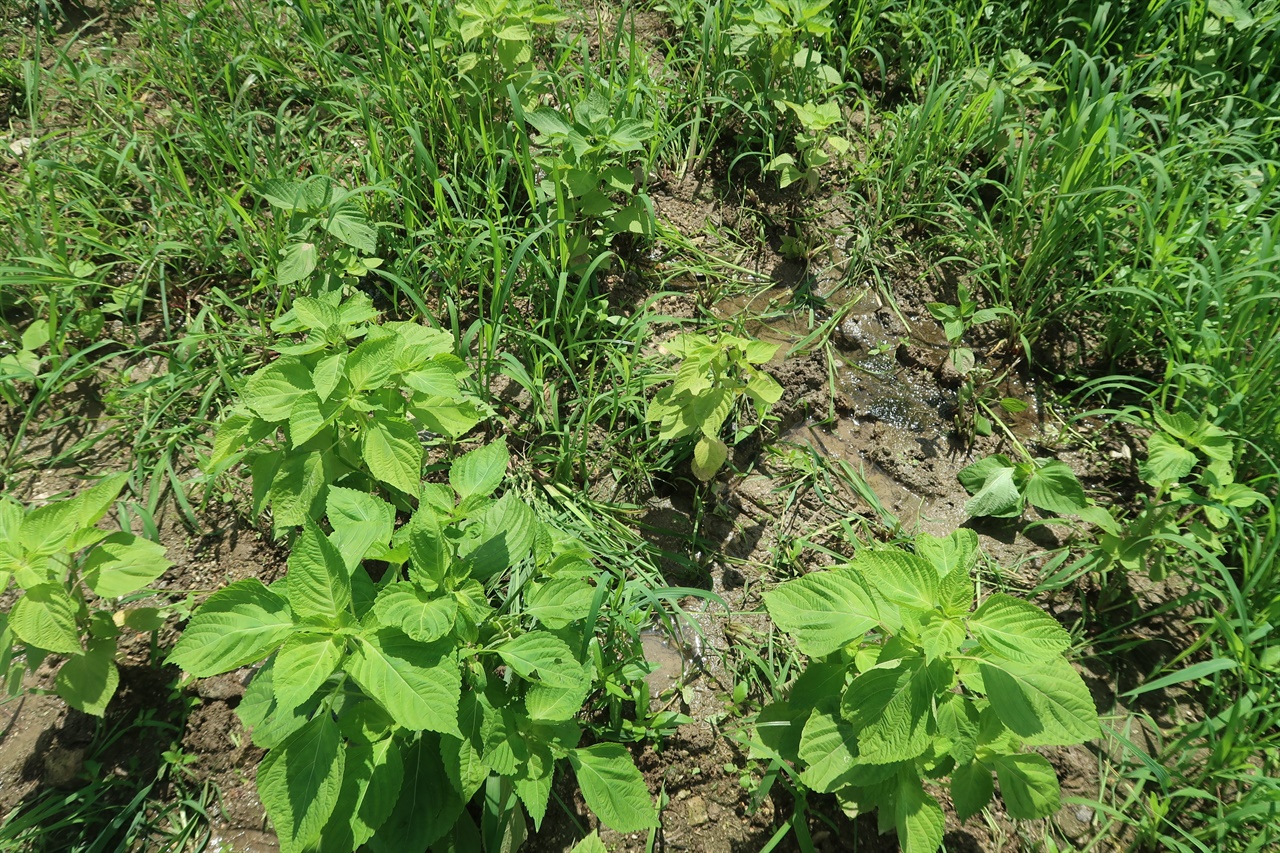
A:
[851,548,938,612]
[323,202,378,254]
[744,370,784,410]
[19,318,50,350]
[442,693,489,799]
[346,335,397,391]
[962,461,1024,518]
[671,359,712,396]
[246,359,312,422]
[313,352,347,402]
[895,772,945,853]
[936,692,980,766]
[288,392,341,447]
[979,655,1100,745]
[524,663,594,721]
[480,704,524,775]
[842,658,942,764]
[1141,432,1197,485]
[468,492,537,580]
[362,416,423,494]
[373,585,457,642]
[19,472,129,556]
[367,736,465,853]
[788,660,849,716]
[991,753,1060,819]
[569,744,658,832]
[450,439,509,499]
[268,449,330,528]
[347,629,461,735]
[273,634,343,713]
[938,558,976,616]
[570,833,608,853]
[237,662,323,749]
[1152,410,1198,440]
[914,529,978,578]
[408,510,449,589]
[411,396,482,439]
[691,387,733,438]
[288,520,352,621]
[1024,459,1087,515]
[764,567,879,657]
[385,323,455,367]
[526,578,595,628]
[258,714,345,853]
[515,745,555,830]
[82,532,170,598]
[797,708,858,792]
[497,632,585,688]
[278,241,318,286]
[920,613,966,662]
[0,495,24,541]
[11,584,82,654]
[291,297,343,331]
[743,340,779,364]
[318,738,403,852]
[971,593,1071,661]
[691,435,728,481]
[401,363,460,397]
[326,487,394,572]
[260,178,331,211]
[525,108,575,137]
[168,579,294,676]
[55,644,119,716]
[951,760,994,822]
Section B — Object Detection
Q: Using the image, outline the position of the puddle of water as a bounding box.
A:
[639,617,704,699]
[711,284,872,357]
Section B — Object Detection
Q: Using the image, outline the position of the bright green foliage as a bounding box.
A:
[757,531,1099,851]
[0,474,172,716]
[452,0,566,111]
[647,332,783,480]
[258,176,383,291]
[170,441,657,851]
[927,284,1018,437]
[0,319,51,407]
[958,454,1087,519]
[725,0,846,174]
[523,88,654,256]
[927,283,1014,376]
[765,99,850,191]
[1088,410,1268,581]
[207,291,482,534]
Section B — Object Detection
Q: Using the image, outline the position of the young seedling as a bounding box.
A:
[257,176,383,292]
[1,474,172,716]
[646,332,784,481]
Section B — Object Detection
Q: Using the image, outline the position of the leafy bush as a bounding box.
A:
[522,88,655,257]
[646,332,784,480]
[175,438,658,851]
[208,291,483,535]
[258,176,383,291]
[1,474,171,716]
[755,530,1100,852]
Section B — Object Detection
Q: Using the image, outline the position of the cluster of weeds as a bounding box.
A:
[0,0,1277,851]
